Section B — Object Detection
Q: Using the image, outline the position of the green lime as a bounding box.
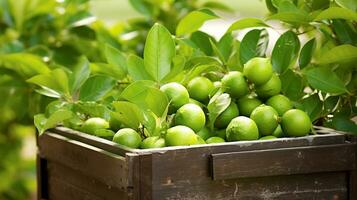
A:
[243,57,273,85]
[259,135,277,140]
[237,95,262,116]
[113,128,142,148]
[272,124,284,138]
[206,137,225,144]
[266,94,293,116]
[160,82,190,112]
[196,135,207,144]
[197,127,215,140]
[81,117,109,135]
[221,71,249,99]
[250,105,279,136]
[165,125,198,146]
[281,109,311,137]
[255,73,281,99]
[214,102,239,129]
[140,136,166,149]
[187,77,214,102]
[94,129,115,140]
[175,103,206,132]
[226,116,259,141]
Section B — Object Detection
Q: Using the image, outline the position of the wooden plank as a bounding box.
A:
[51,127,131,156]
[140,153,153,200]
[37,155,48,200]
[152,172,348,200]
[211,143,356,180]
[47,161,128,200]
[126,153,140,200]
[38,133,127,190]
[349,135,357,200]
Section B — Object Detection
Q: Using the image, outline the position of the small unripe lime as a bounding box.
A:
[175,103,206,132]
[214,102,239,129]
[226,116,259,141]
[237,95,262,116]
[250,105,279,136]
[160,82,190,112]
[113,128,142,148]
[206,137,225,144]
[281,109,311,137]
[165,126,198,146]
[243,57,273,85]
[140,136,166,149]
[266,94,293,116]
[255,73,281,99]
[81,117,109,135]
[187,77,214,102]
[221,71,249,99]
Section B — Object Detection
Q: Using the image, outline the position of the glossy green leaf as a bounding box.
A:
[190,31,214,56]
[217,33,234,62]
[331,116,357,134]
[299,38,316,69]
[127,55,152,81]
[271,31,300,74]
[227,18,268,33]
[162,55,185,82]
[201,1,234,12]
[105,44,128,73]
[318,44,357,64]
[144,23,175,82]
[336,0,357,12]
[207,91,231,130]
[332,19,357,45]
[280,69,304,101]
[111,101,144,129]
[73,102,111,120]
[176,9,218,36]
[129,0,155,17]
[299,94,323,122]
[79,75,116,101]
[90,63,126,80]
[314,7,357,21]
[34,109,73,134]
[239,29,269,64]
[70,57,90,93]
[209,38,226,63]
[303,66,347,95]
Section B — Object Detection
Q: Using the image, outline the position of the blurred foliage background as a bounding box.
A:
[0,0,266,199]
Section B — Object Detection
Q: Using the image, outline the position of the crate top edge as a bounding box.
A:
[43,126,349,155]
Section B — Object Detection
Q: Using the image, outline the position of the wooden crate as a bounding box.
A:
[37,126,357,200]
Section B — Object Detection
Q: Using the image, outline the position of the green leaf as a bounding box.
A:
[271,31,300,74]
[73,102,111,120]
[303,66,347,95]
[79,75,116,101]
[314,7,357,21]
[280,69,304,101]
[336,0,357,12]
[0,53,50,77]
[70,57,90,93]
[129,0,155,17]
[182,64,220,85]
[112,101,144,129]
[28,68,70,96]
[299,38,316,69]
[35,110,73,134]
[90,63,126,80]
[105,44,127,73]
[144,23,175,82]
[332,19,357,45]
[190,31,214,55]
[299,94,323,122]
[127,55,152,81]
[239,29,269,64]
[331,116,357,134]
[209,38,226,63]
[120,80,168,116]
[318,45,357,64]
[267,0,311,23]
[142,111,160,137]
[323,96,340,115]
[217,33,234,62]
[207,91,231,130]
[176,9,218,36]
[227,18,268,33]
[201,1,234,12]
[162,55,185,83]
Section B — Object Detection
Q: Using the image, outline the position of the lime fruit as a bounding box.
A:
[81,117,109,135]
[221,71,249,99]
[113,128,142,148]
[259,135,277,140]
[237,95,262,116]
[165,125,198,146]
[281,109,311,137]
[255,73,281,99]
[250,105,279,136]
[160,82,189,112]
[214,102,239,129]
[206,137,225,144]
[266,94,293,116]
[140,136,166,149]
[175,103,206,132]
[226,116,259,141]
[187,77,214,102]
[272,124,284,138]
[215,129,227,140]
[94,129,115,140]
[243,57,273,85]
[196,135,206,144]
[197,127,215,140]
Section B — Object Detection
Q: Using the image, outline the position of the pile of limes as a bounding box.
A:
[80,57,312,149]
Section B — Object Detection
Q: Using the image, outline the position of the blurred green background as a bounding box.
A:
[0,0,266,199]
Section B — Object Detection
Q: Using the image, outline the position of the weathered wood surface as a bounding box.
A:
[211,143,356,180]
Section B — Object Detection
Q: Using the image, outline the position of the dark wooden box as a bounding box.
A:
[37,127,357,200]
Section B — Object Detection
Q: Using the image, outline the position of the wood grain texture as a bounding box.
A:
[211,143,356,180]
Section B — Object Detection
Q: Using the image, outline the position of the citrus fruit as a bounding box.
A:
[237,95,262,116]
[206,137,225,144]
[187,77,214,102]
[243,57,273,85]
[226,116,259,141]
[109,114,123,132]
[197,127,214,140]
[196,135,206,144]
[259,135,277,140]
[113,128,142,148]
[272,124,284,138]
[160,82,189,112]
[214,102,239,129]
[281,109,311,137]
[266,94,293,116]
[188,98,204,108]
[175,103,206,132]
[140,136,166,149]
[215,129,227,140]
[250,105,279,136]
[165,125,198,146]
[255,73,281,99]
[81,117,109,135]
[94,129,115,140]
[221,71,249,99]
